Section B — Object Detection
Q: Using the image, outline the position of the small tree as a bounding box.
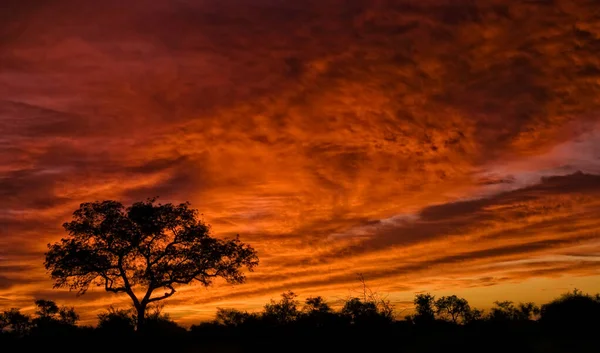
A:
[303,296,332,314]
[516,302,540,321]
[341,298,380,324]
[463,307,484,324]
[434,295,470,324]
[34,300,59,319]
[488,301,539,322]
[45,198,259,330]
[299,296,339,328]
[143,305,186,335]
[33,299,79,326]
[0,308,31,336]
[413,293,436,324]
[215,308,256,327]
[341,276,395,326]
[97,306,136,334]
[345,274,395,323]
[263,291,300,325]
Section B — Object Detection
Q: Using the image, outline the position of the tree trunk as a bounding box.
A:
[136,304,147,332]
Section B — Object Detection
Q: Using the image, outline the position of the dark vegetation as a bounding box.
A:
[1,289,599,353]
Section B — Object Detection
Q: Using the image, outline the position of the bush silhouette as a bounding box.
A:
[262,291,300,325]
[97,307,136,336]
[540,289,600,333]
[0,308,31,337]
[214,308,258,327]
[2,289,600,353]
[488,301,539,322]
[413,293,436,324]
[30,299,79,337]
[341,297,392,326]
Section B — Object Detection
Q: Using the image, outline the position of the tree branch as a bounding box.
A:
[102,275,127,293]
[117,256,140,308]
[147,285,176,303]
[149,236,181,266]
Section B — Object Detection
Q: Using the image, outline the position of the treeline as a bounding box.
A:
[1,289,600,352]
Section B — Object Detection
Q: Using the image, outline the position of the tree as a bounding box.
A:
[516,302,540,321]
[341,298,380,325]
[463,307,484,324]
[44,198,259,330]
[488,301,539,322]
[299,296,340,328]
[434,295,470,324]
[303,296,332,314]
[214,308,257,327]
[413,293,436,324]
[341,277,395,326]
[142,305,187,335]
[0,308,31,336]
[34,299,59,319]
[540,289,600,332]
[97,307,136,334]
[33,299,79,326]
[263,291,300,325]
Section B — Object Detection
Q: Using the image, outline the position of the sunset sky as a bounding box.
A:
[2,0,600,326]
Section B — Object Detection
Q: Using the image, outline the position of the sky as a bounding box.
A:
[1,0,600,326]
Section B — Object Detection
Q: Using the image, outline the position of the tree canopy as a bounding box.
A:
[435,295,470,323]
[44,198,259,329]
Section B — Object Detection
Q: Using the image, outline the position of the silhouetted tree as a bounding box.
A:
[29,300,79,337]
[215,308,257,327]
[33,299,79,326]
[263,291,300,325]
[413,293,436,324]
[434,295,470,323]
[44,198,259,330]
[516,302,540,321]
[0,308,31,337]
[488,301,539,322]
[337,274,396,326]
[463,307,484,324]
[540,289,600,332]
[143,305,186,335]
[298,296,341,328]
[97,306,136,335]
[32,299,79,331]
[341,298,379,324]
[303,296,332,314]
[34,300,58,319]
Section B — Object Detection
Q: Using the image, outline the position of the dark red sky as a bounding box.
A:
[1,0,600,325]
